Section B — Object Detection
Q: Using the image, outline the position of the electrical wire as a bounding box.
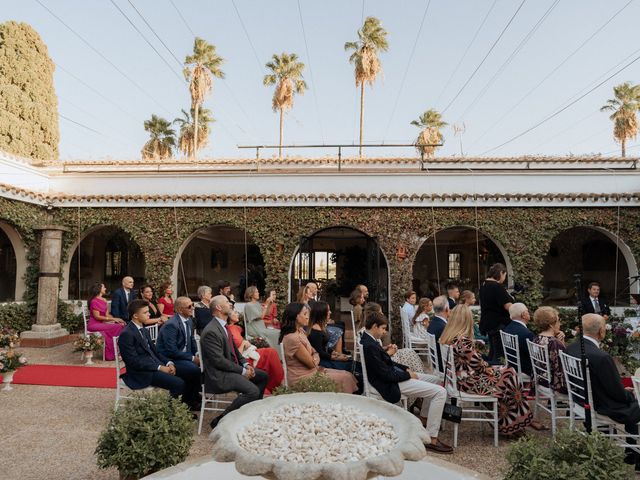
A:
[169,0,196,37]
[230,0,264,74]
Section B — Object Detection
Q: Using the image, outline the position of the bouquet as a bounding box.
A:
[249,336,271,349]
[73,333,104,352]
[0,348,27,373]
[0,327,19,348]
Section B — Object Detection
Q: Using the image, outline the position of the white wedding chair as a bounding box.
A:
[196,336,234,435]
[83,303,106,361]
[278,343,289,388]
[500,330,531,385]
[113,337,154,410]
[358,342,408,409]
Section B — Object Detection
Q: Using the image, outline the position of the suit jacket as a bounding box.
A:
[580,296,611,316]
[502,320,534,375]
[427,316,447,372]
[361,331,410,404]
[194,305,213,335]
[118,321,171,389]
[200,317,248,394]
[566,338,640,424]
[110,287,137,321]
[447,297,457,310]
[156,314,198,362]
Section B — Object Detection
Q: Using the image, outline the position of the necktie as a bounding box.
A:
[593,298,601,314]
[140,328,161,363]
[183,320,190,352]
[224,325,239,364]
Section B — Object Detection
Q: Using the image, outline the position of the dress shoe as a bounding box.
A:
[210,415,223,430]
[424,439,453,454]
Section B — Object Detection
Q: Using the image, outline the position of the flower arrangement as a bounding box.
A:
[249,336,271,349]
[0,327,19,348]
[0,348,27,373]
[73,333,104,352]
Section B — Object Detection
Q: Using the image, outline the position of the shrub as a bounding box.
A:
[504,429,633,480]
[57,300,82,333]
[0,302,32,333]
[273,371,338,396]
[95,390,193,479]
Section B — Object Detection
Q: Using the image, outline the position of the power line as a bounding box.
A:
[230,0,264,75]
[381,0,432,142]
[441,0,527,115]
[468,0,635,149]
[479,51,640,155]
[297,0,325,143]
[60,114,104,136]
[169,0,196,37]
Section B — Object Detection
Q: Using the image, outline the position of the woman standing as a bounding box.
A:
[244,286,280,348]
[157,282,174,317]
[88,282,125,361]
[478,263,513,362]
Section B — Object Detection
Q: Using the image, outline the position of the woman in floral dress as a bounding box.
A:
[532,306,567,394]
[440,304,533,436]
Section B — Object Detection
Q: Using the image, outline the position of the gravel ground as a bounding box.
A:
[1,342,561,480]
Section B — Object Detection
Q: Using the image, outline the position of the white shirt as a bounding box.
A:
[584,335,600,349]
[124,288,131,302]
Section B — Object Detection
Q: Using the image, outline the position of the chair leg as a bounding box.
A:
[533,386,539,417]
[493,403,499,447]
[550,396,557,436]
[453,422,459,448]
[198,389,205,435]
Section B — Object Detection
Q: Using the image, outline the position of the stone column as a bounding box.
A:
[21,225,71,346]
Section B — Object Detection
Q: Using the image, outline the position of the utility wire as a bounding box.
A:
[230,0,264,74]
[60,114,104,136]
[169,0,196,37]
[441,0,527,115]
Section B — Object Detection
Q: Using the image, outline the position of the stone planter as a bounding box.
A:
[2,370,15,391]
[84,351,94,365]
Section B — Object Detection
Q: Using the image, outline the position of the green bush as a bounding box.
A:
[57,300,82,333]
[273,371,338,395]
[504,429,634,480]
[95,390,193,479]
[0,302,32,333]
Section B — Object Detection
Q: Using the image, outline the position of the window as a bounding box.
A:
[104,235,128,279]
[314,251,337,280]
[448,252,461,279]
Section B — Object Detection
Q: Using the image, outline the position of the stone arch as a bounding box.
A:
[0,221,28,301]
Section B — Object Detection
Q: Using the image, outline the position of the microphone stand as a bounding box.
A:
[574,274,592,434]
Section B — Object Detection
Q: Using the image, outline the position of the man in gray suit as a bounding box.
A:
[201,295,268,430]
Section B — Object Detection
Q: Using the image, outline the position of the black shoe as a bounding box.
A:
[210,415,222,430]
[191,413,197,420]
[188,402,202,412]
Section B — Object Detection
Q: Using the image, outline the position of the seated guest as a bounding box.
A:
[87,282,125,361]
[501,303,534,376]
[459,290,476,306]
[111,276,137,321]
[279,302,358,393]
[202,295,268,430]
[350,288,366,329]
[297,282,318,307]
[580,282,611,320]
[155,296,202,410]
[138,284,167,326]
[157,282,174,317]
[427,295,450,372]
[118,299,184,399]
[532,306,566,394]
[216,280,235,306]
[362,311,452,453]
[262,290,279,328]
[440,305,537,436]
[226,310,284,394]
[411,297,433,341]
[308,301,353,371]
[446,282,460,310]
[244,286,280,349]
[194,285,214,334]
[400,291,417,330]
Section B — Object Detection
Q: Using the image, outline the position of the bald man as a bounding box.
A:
[567,313,640,464]
[111,276,137,321]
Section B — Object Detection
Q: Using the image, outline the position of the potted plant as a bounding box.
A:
[273,371,338,396]
[73,333,104,365]
[95,390,193,479]
[0,348,28,392]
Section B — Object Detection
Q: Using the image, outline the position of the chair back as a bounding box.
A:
[358,342,375,398]
[196,336,205,373]
[82,303,90,336]
[500,330,523,376]
[113,336,123,383]
[633,376,640,404]
[278,343,288,387]
[559,351,594,425]
[526,339,552,388]
[400,308,413,349]
[145,324,159,344]
[441,343,457,394]
[426,332,440,372]
[349,310,358,360]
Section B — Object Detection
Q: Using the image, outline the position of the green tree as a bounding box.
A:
[183,37,224,159]
[173,107,214,158]
[600,81,640,158]
[141,114,175,160]
[263,53,307,159]
[410,109,448,158]
[0,21,59,160]
[344,16,388,157]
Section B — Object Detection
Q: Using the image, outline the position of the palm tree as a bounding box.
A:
[263,53,307,159]
[173,107,214,158]
[345,16,388,157]
[411,109,448,158]
[600,82,640,157]
[141,114,176,160]
[183,37,224,159]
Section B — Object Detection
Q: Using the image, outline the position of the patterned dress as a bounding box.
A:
[451,335,533,435]
[533,334,567,394]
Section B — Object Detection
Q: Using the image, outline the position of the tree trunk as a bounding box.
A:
[279,108,284,159]
[359,84,365,158]
[193,104,199,160]
[621,138,626,158]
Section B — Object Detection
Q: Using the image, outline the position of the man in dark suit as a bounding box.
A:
[156,296,201,410]
[567,313,640,466]
[427,295,450,372]
[362,311,451,453]
[501,303,534,376]
[201,295,268,430]
[111,276,137,321]
[580,282,611,319]
[446,282,459,310]
[117,299,184,398]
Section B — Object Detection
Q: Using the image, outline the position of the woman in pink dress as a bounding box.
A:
[88,282,125,361]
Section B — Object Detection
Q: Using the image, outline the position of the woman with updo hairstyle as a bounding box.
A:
[87,282,125,361]
[533,306,567,394]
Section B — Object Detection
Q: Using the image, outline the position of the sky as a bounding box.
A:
[2,0,640,160]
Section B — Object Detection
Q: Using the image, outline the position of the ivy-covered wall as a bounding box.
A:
[2,200,640,341]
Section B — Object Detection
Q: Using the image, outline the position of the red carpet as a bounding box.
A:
[0,364,122,389]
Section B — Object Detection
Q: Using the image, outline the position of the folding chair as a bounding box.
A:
[526,339,570,435]
[400,313,429,361]
[84,303,106,361]
[113,336,153,410]
[349,310,359,362]
[278,343,289,388]
[425,332,443,379]
[196,336,234,435]
[358,342,408,409]
[145,324,159,344]
[500,330,531,385]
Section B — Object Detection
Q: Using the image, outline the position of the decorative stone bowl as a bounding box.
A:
[209,392,429,480]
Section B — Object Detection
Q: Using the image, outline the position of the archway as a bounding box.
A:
[65,226,146,300]
[289,226,390,315]
[0,221,27,302]
[174,225,265,300]
[541,226,638,306]
[412,226,512,299]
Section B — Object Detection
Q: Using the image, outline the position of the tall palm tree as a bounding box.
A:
[183,37,224,159]
[600,82,640,157]
[173,107,214,158]
[141,114,176,160]
[263,53,307,159]
[411,109,448,158]
[345,16,388,157]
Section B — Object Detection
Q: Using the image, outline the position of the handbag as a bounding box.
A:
[441,347,463,423]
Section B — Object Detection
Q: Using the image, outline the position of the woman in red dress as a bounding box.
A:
[157,282,174,317]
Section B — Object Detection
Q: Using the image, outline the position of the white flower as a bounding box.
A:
[19,356,27,364]
[606,324,612,331]
[0,362,4,370]
[570,329,577,337]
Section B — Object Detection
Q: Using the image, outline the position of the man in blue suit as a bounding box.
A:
[111,276,137,322]
[501,303,533,376]
[117,299,184,398]
[156,296,202,410]
[427,295,450,373]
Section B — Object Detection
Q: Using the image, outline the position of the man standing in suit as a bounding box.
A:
[446,283,460,310]
[156,296,201,411]
[501,303,534,376]
[362,312,452,453]
[117,299,184,398]
[580,282,611,319]
[427,295,450,372]
[201,295,268,430]
[111,276,136,321]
